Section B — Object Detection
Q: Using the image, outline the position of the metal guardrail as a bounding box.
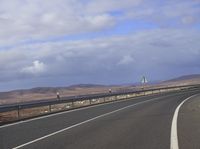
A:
[0,84,199,124]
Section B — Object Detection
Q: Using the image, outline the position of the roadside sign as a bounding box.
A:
[141,76,148,84]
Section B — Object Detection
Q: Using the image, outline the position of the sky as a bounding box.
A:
[0,0,200,91]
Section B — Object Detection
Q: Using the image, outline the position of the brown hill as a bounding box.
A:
[0,85,132,105]
[162,74,200,86]
[1,74,200,105]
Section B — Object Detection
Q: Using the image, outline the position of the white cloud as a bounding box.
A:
[0,0,117,45]
[21,60,46,75]
[85,14,115,29]
[0,0,199,46]
[118,55,135,65]
[85,0,142,14]
[125,0,200,27]
[181,16,196,24]
[0,28,199,81]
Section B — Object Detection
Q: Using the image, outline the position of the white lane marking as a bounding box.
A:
[0,93,164,129]
[13,96,162,149]
[0,97,137,129]
[170,94,198,149]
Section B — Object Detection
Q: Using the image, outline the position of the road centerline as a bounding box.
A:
[12,96,163,149]
[0,94,158,129]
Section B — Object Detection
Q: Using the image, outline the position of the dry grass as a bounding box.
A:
[0,111,18,123]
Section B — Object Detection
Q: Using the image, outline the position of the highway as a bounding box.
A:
[0,90,200,149]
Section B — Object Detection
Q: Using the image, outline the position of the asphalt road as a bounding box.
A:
[0,89,200,149]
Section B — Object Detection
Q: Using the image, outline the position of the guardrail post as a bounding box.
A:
[110,97,112,101]
[89,99,92,105]
[72,99,74,107]
[49,105,51,112]
[17,105,21,120]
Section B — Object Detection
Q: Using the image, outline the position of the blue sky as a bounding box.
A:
[0,0,200,91]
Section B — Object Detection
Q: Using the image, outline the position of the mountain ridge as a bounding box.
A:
[0,74,200,105]
[164,74,200,82]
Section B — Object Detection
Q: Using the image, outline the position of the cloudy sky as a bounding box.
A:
[0,0,200,91]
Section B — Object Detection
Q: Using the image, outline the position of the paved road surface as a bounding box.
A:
[0,90,200,149]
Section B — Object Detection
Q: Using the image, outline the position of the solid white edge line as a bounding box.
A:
[170,94,198,149]
[0,93,165,129]
[12,97,161,149]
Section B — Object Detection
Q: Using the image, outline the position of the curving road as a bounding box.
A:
[0,89,200,149]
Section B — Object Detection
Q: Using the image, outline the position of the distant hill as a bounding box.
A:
[165,74,200,82]
[68,84,106,88]
[162,74,200,86]
[1,74,200,105]
[0,84,130,105]
[2,84,107,94]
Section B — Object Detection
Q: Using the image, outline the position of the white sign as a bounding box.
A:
[141,76,148,84]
